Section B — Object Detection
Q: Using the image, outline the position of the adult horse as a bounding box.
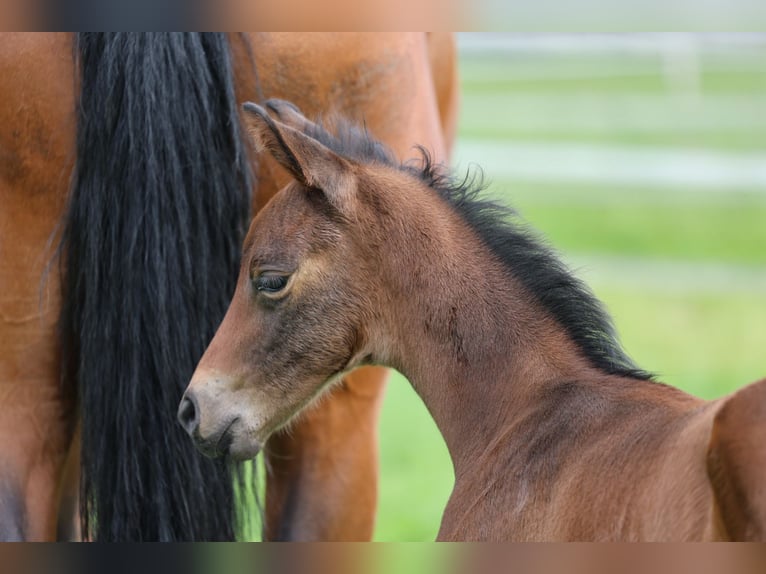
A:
[182,101,766,541]
[0,32,457,541]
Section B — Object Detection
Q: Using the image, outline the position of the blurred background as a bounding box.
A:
[373,32,766,541]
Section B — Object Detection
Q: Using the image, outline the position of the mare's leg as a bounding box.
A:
[56,424,81,541]
[707,378,766,541]
[233,32,454,540]
[428,32,460,158]
[263,369,388,541]
[0,33,77,540]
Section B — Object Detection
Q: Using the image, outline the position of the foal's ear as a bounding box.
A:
[243,102,354,213]
[262,99,317,133]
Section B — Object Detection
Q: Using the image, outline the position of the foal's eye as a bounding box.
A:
[254,272,290,296]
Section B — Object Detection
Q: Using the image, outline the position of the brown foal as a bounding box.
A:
[180,100,766,541]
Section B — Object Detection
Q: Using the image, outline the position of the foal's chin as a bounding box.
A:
[223,433,263,461]
[192,425,263,461]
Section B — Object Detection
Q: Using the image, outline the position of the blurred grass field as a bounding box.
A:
[372,35,766,541]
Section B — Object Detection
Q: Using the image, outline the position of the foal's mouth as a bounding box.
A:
[214,417,239,456]
[193,417,239,459]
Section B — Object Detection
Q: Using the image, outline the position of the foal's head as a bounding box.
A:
[178,100,441,459]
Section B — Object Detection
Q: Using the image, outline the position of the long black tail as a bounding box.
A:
[60,33,253,541]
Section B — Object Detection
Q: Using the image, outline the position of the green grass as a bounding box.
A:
[598,287,766,399]
[459,54,766,94]
[458,53,766,149]
[461,69,766,95]
[490,184,766,265]
[375,374,453,541]
[459,130,766,151]
[458,98,766,150]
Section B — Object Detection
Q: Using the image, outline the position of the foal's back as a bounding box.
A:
[440,375,766,541]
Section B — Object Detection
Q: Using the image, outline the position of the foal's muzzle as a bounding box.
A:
[178,378,264,460]
[178,389,238,458]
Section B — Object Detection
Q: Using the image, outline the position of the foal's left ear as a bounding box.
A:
[243,102,354,214]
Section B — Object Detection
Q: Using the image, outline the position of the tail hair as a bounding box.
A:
[60,33,252,540]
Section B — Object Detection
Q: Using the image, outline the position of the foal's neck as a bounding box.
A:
[380,203,602,473]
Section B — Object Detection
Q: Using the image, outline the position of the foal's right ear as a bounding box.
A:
[242,102,355,214]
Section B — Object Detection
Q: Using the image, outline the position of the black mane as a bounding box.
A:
[313,118,649,380]
[415,153,651,380]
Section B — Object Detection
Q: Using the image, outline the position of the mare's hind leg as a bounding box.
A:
[707,378,766,540]
[0,252,74,541]
[0,32,78,540]
[263,367,387,541]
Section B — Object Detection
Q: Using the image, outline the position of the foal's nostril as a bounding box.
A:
[177,393,200,437]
